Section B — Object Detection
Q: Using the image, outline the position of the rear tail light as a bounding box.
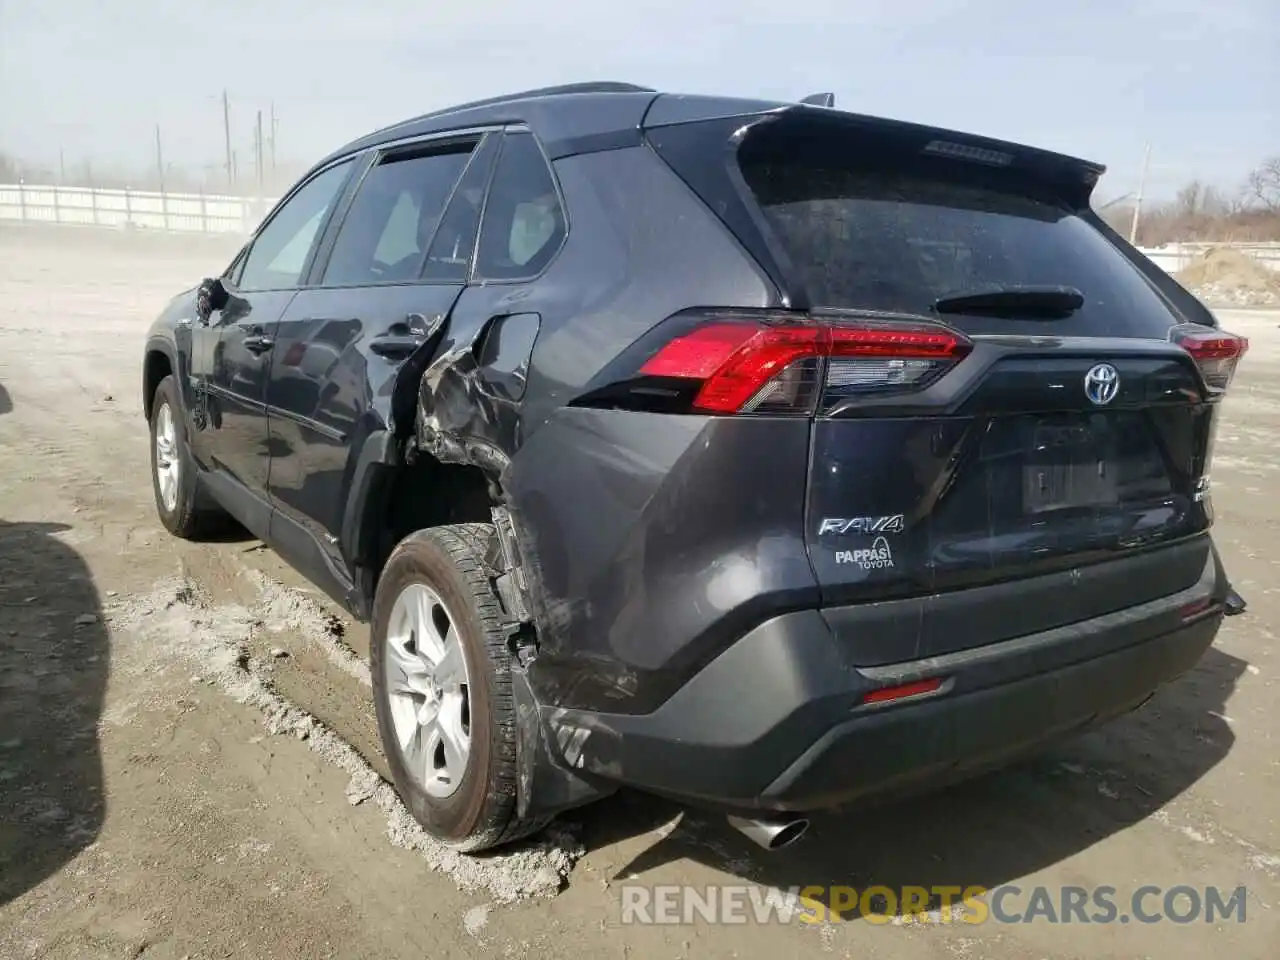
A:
[1170,325,1246,514]
[1171,325,1248,393]
[577,310,972,416]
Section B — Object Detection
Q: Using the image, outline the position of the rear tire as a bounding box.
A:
[371,523,549,851]
[149,375,227,539]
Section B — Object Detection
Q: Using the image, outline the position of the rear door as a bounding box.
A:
[650,110,1245,662]
[264,132,498,583]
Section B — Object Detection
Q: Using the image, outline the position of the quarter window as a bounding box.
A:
[475,132,566,280]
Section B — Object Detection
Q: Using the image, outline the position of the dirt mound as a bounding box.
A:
[1176,248,1280,306]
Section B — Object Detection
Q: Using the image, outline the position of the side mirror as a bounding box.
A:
[195,277,230,325]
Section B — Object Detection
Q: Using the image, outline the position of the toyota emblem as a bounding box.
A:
[1084,363,1120,406]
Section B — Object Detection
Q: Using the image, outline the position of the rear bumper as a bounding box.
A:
[539,547,1226,812]
[762,615,1215,809]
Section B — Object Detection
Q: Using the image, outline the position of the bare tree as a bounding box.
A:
[1175,180,1204,218]
[1247,156,1280,212]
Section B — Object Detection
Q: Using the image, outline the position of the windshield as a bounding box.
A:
[740,158,1181,337]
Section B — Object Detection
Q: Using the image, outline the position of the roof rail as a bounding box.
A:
[357,81,657,149]
[799,92,836,108]
[426,81,655,117]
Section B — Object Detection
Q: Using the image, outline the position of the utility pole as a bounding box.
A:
[222,89,234,186]
[155,124,166,194]
[59,148,66,185]
[269,102,278,176]
[1129,142,1151,245]
[255,108,265,193]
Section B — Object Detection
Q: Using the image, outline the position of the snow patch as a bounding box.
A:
[110,577,583,904]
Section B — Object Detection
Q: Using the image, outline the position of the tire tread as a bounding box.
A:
[380,523,549,851]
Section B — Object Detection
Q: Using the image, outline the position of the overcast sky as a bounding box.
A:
[1,0,1275,199]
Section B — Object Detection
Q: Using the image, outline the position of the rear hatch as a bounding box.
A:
[646,106,1246,663]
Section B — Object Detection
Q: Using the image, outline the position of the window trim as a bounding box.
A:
[233,156,359,293]
[221,243,248,285]
[468,125,571,286]
[420,131,502,285]
[306,127,501,291]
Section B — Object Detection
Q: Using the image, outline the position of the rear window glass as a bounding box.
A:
[740,159,1179,336]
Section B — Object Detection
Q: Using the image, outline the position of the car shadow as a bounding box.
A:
[0,519,109,906]
[0,381,11,415]
[195,518,256,544]
[581,644,1248,920]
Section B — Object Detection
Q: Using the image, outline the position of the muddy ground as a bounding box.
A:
[0,225,1277,959]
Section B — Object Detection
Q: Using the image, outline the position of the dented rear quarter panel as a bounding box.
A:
[416,144,818,714]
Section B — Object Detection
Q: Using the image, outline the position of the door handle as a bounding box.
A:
[369,313,444,359]
[243,334,275,354]
[369,335,424,359]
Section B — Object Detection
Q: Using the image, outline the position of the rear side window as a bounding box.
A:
[322,143,474,286]
[422,134,500,282]
[475,132,566,281]
[739,155,1181,337]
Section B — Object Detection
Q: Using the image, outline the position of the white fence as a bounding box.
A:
[4,181,1280,278]
[1135,242,1280,275]
[0,182,277,237]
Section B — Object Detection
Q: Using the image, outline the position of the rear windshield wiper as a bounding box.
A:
[933,285,1085,319]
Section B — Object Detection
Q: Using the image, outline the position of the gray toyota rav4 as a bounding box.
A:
[142,82,1247,852]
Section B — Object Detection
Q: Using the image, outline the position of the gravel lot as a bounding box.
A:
[1,226,1277,959]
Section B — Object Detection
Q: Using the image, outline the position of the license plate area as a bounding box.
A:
[1022,417,1119,514]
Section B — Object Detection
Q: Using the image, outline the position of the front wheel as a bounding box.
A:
[149,375,225,539]
[370,524,548,851]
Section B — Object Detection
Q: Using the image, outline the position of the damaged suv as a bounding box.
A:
[142,82,1247,852]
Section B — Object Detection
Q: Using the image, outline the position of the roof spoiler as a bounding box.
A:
[799,92,835,108]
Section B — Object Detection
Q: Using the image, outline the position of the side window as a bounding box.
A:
[421,134,500,282]
[374,193,421,265]
[238,160,352,291]
[321,143,474,287]
[475,132,566,281]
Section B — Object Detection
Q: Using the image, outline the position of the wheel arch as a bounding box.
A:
[343,432,499,619]
[142,340,178,420]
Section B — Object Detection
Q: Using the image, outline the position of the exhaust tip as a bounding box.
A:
[727,814,810,851]
[768,818,810,850]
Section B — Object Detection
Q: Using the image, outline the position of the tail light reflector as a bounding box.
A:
[1178,597,1219,623]
[618,312,971,415]
[862,677,945,705]
[1171,325,1248,393]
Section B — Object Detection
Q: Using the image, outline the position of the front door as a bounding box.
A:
[200,158,356,507]
[265,133,496,585]
[205,288,295,494]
